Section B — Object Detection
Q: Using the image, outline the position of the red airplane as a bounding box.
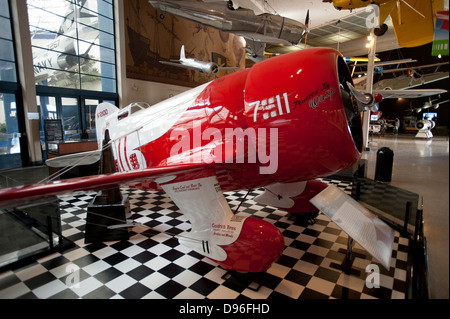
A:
[0,47,440,273]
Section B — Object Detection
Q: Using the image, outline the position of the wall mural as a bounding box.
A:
[124,0,246,87]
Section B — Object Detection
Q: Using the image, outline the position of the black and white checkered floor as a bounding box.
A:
[0,179,409,299]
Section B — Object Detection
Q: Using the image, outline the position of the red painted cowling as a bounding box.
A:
[243,47,363,183]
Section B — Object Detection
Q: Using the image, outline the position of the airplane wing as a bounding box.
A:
[218,66,240,71]
[378,0,397,27]
[374,88,447,99]
[389,0,444,47]
[0,162,210,208]
[378,62,449,74]
[373,72,449,90]
[159,60,184,68]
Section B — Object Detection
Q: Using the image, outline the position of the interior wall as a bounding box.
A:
[115,0,189,107]
[121,78,190,107]
[123,0,245,88]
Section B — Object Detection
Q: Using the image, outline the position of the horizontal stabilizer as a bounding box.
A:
[45,150,101,168]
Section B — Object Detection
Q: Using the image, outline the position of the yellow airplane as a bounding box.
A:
[323,0,445,47]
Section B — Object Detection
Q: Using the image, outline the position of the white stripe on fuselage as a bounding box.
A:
[104,82,211,171]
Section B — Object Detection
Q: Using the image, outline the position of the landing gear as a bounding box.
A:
[288,211,319,226]
[222,270,264,291]
[374,23,388,36]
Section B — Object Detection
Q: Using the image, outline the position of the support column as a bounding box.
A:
[363,29,377,152]
[114,0,126,108]
[10,0,42,165]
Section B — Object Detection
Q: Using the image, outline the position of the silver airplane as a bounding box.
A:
[148,0,308,62]
[31,0,99,83]
[159,45,240,76]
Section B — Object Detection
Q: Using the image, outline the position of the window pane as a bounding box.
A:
[81,75,115,93]
[80,74,101,91]
[36,95,57,155]
[97,15,114,34]
[0,4,16,83]
[88,43,115,64]
[0,39,14,61]
[99,78,116,93]
[82,0,113,19]
[33,47,79,74]
[0,0,10,18]
[36,68,80,89]
[28,0,116,92]
[0,16,13,39]
[0,60,17,82]
[77,24,99,49]
[98,30,114,49]
[0,92,23,169]
[80,58,115,79]
[61,97,80,141]
[84,98,98,139]
[0,93,20,153]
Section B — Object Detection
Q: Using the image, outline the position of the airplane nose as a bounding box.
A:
[243,48,363,180]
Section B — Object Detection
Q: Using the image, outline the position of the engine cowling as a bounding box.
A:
[243,47,363,182]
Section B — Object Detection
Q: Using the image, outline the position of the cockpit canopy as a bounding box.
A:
[118,102,151,120]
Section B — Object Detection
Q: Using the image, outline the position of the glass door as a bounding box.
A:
[61,97,81,141]
[83,98,99,140]
[0,92,22,169]
[36,95,58,160]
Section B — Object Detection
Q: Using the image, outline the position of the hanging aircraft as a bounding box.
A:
[31,0,99,84]
[0,48,446,272]
[349,58,415,77]
[148,0,308,62]
[352,59,449,92]
[32,27,99,83]
[372,62,449,91]
[159,45,240,76]
[406,98,449,114]
[322,0,445,47]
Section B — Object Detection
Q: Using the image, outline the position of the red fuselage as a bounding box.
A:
[130,47,362,191]
[0,48,363,208]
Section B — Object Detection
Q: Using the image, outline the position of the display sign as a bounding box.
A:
[432,11,449,56]
[44,119,63,142]
[311,185,395,269]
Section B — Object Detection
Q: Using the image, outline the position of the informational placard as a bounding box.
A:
[44,119,63,142]
[310,185,395,269]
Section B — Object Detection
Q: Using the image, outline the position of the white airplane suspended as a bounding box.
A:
[159,45,240,76]
[31,0,99,84]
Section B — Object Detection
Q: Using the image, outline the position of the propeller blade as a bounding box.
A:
[304,9,310,47]
[346,82,378,112]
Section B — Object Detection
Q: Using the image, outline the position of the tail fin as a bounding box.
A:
[95,102,118,148]
[180,45,186,60]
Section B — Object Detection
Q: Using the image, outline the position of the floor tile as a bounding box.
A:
[0,176,412,300]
